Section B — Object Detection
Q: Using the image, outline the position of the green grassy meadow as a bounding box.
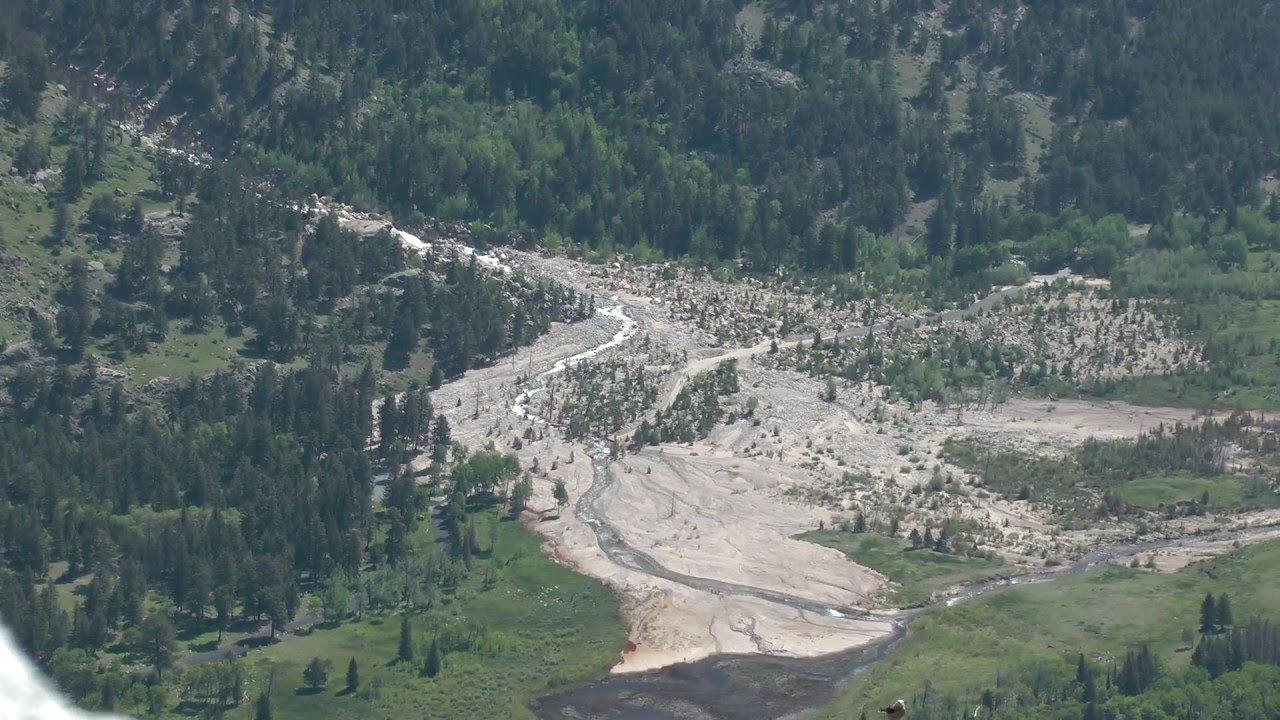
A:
[224,512,626,720]
[798,531,1008,606]
[1113,474,1280,512]
[819,540,1280,718]
[1111,252,1280,411]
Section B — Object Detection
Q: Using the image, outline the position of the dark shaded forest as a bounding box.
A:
[6,0,1280,273]
[29,144,588,373]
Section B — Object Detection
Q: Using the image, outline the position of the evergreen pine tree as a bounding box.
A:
[346,657,359,691]
[51,202,71,244]
[1082,672,1097,703]
[424,637,442,678]
[304,657,330,690]
[397,615,414,662]
[924,184,956,258]
[1215,593,1233,630]
[1200,593,1217,634]
[14,129,48,175]
[62,146,87,201]
[254,691,273,720]
[933,527,949,553]
[31,313,55,354]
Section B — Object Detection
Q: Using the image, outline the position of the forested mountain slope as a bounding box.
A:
[7,0,1279,270]
[4,1,1280,718]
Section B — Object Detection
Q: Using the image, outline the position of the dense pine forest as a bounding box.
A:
[7,0,1280,271]
[4,0,1280,718]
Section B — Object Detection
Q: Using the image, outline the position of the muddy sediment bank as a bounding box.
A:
[531,521,1280,719]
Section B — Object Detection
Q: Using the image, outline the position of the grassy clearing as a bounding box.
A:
[1014,90,1054,165]
[1108,372,1222,410]
[798,531,1006,606]
[891,50,929,99]
[1113,474,1280,511]
[1109,251,1280,410]
[1109,298,1280,410]
[819,540,1280,718]
[223,513,625,720]
[44,561,92,614]
[734,2,767,44]
[119,326,252,384]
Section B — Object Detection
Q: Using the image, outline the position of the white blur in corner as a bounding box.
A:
[0,625,129,720]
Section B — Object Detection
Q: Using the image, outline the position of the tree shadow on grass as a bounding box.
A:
[175,617,217,642]
[294,687,325,696]
[235,635,278,650]
[188,638,219,653]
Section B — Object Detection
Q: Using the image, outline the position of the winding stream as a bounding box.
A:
[511,274,1272,719]
[541,269,1079,621]
[513,305,639,420]
[530,520,1280,720]
[576,452,879,618]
